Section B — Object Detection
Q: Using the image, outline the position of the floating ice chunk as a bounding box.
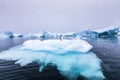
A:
[79,26,119,39]
[0,48,105,80]
[0,39,105,80]
[21,39,93,53]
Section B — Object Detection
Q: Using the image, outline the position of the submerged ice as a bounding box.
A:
[0,39,105,80]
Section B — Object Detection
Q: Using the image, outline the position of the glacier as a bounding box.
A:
[0,39,105,80]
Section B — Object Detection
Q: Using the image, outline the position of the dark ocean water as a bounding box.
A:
[87,37,120,80]
[0,37,120,80]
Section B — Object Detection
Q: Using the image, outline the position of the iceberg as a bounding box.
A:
[23,31,60,40]
[79,27,119,39]
[40,31,61,40]
[94,26,119,38]
[40,31,78,40]
[94,26,119,33]
[0,39,105,80]
[62,32,77,39]
[0,31,14,39]
[79,30,98,39]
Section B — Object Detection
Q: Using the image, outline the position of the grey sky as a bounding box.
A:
[0,0,120,33]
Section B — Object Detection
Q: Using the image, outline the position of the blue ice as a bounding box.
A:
[0,39,105,80]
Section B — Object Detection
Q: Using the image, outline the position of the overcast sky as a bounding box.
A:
[0,0,120,33]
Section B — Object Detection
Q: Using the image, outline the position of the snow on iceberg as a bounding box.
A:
[0,39,105,80]
[21,39,93,53]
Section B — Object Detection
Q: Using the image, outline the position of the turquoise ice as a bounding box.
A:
[0,39,105,80]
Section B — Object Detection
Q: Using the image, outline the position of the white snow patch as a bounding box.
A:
[21,39,93,53]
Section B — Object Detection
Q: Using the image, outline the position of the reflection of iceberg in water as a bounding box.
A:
[0,39,105,80]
